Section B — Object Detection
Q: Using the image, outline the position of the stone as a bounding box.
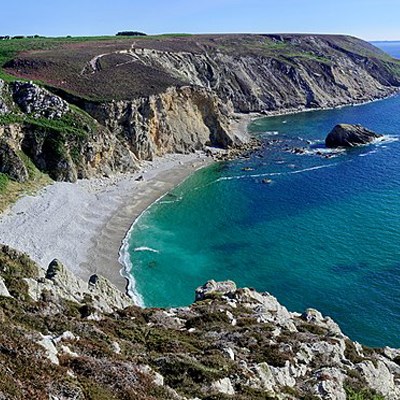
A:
[0,79,9,114]
[325,124,382,148]
[12,81,69,119]
[211,377,235,395]
[0,276,11,297]
[195,279,237,301]
[357,360,400,398]
[37,334,59,365]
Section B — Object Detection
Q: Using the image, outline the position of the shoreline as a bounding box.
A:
[257,88,400,119]
[0,153,213,295]
[0,91,398,303]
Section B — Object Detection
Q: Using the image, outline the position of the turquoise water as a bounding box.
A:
[126,93,400,348]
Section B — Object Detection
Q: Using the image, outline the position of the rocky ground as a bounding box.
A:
[0,245,399,399]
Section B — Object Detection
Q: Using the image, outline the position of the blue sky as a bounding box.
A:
[2,0,399,40]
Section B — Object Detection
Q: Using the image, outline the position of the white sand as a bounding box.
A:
[0,152,212,293]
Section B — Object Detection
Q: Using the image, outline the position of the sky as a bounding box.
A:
[1,0,399,41]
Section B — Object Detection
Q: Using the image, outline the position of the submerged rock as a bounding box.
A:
[325,123,382,148]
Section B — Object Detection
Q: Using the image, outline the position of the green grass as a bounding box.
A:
[0,172,9,193]
[345,385,386,400]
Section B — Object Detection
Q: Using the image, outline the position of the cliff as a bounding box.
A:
[0,34,400,192]
[0,245,399,399]
[0,79,240,192]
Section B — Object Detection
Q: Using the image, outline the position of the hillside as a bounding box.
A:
[2,34,400,107]
[0,245,398,399]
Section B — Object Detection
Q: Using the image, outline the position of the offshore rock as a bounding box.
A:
[325,123,382,148]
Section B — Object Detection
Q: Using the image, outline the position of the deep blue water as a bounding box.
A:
[373,41,400,58]
[125,43,400,348]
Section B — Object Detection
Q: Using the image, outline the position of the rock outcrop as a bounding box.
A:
[325,123,382,147]
[1,35,400,186]
[82,85,245,161]
[0,79,9,114]
[0,245,399,399]
[0,80,244,184]
[0,139,29,182]
[12,82,69,119]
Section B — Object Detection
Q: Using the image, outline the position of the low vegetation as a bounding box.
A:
[1,33,399,101]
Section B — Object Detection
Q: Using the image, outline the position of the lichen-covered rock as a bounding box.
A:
[12,81,69,119]
[26,258,133,313]
[195,279,237,301]
[325,123,382,148]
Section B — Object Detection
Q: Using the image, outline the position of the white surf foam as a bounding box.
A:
[209,163,337,183]
[134,246,160,253]
[263,131,279,136]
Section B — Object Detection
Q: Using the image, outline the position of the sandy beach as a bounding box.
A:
[0,152,212,294]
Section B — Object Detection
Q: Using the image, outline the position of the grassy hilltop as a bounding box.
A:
[1,33,399,101]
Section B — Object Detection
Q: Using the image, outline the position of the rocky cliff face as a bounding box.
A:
[119,40,400,113]
[0,80,243,184]
[0,246,399,399]
[82,85,243,161]
[1,35,400,185]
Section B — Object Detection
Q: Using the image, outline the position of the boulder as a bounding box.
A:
[325,124,382,148]
[195,279,237,301]
[0,277,11,297]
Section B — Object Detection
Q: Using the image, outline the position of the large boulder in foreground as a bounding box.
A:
[325,124,382,148]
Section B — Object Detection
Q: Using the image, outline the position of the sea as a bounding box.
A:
[122,42,400,348]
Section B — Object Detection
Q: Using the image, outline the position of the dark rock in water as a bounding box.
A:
[325,124,382,148]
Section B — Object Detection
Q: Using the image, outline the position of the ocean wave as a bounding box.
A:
[262,131,279,136]
[210,163,337,183]
[374,135,399,145]
[118,190,175,307]
[289,164,337,174]
[118,235,146,307]
[158,196,183,205]
[134,246,160,253]
[359,150,378,157]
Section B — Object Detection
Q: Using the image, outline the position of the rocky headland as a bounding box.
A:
[0,245,399,399]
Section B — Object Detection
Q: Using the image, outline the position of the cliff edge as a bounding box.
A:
[0,245,399,399]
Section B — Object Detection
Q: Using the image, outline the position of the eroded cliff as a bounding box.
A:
[1,34,400,189]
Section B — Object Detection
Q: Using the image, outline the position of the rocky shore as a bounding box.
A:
[0,246,399,399]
